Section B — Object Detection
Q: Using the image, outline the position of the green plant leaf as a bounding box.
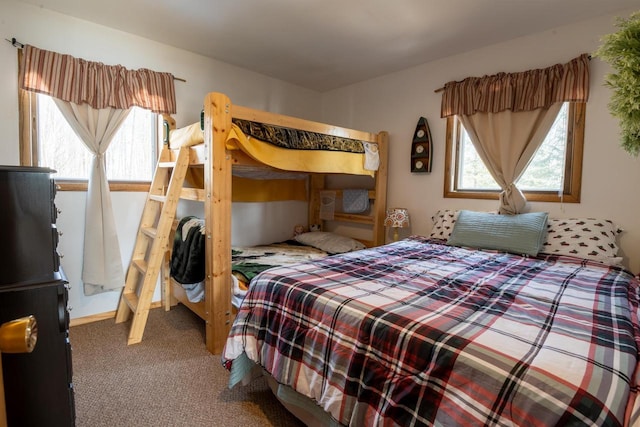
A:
[594,11,640,156]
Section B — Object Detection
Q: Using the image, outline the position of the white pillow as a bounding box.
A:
[295,232,366,254]
[540,218,623,265]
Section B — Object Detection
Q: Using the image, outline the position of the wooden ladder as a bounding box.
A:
[115,145,191,344]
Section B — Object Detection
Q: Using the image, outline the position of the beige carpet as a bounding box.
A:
[70,304,305,426]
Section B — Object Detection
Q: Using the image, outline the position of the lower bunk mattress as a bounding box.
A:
[170,216,327,307]
[222,236,640,426]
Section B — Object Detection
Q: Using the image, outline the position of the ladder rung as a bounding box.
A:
[180,188,205,201]
[133,258,148,274]
[122,291,139,313]
[149,194,167,203]
[158,161,176,168]
[141,227,157,239]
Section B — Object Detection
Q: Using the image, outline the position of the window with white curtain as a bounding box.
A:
[445,102,585,203]
[27,93,159,190]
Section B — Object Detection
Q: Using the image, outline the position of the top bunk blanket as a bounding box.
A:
[168,119,379,176]
[223,236,640,427]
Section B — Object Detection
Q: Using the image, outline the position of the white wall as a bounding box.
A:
[322,9,640,275]
[0,0,318,319]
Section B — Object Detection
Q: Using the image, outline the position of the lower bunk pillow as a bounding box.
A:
[294,231,366,254]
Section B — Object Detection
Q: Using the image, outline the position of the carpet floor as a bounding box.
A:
[70,304,305,426]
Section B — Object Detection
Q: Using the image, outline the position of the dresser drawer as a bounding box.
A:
[0,166,58,287]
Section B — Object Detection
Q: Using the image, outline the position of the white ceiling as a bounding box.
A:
[14,0,640,92]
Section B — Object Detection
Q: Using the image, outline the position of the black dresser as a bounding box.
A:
[0,166,75,426]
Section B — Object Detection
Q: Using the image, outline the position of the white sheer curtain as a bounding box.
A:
[19,44,176,295]
[459,103,562,214]
[54,99,131,295]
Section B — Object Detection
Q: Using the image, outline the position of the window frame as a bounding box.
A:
[443,102,585,203]
[19,91,159,192]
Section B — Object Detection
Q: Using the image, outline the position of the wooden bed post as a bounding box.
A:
[373,131,389,246]
[203,92,233,354]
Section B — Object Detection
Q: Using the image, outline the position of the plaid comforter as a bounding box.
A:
[223,237,640,426]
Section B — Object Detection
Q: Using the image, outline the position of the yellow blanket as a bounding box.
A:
[226,125,374,177]
[169,121,375,177]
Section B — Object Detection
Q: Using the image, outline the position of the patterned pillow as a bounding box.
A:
[429,209,459,240]
[429,209,499,240]
[540,218,622,265]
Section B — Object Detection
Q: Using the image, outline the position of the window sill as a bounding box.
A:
[444,190,580,203]
[56,181,151,192]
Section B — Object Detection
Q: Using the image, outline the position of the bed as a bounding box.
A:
[222,210,640,426]
[161,92,389,355]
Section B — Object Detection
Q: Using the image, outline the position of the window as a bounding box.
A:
[21,93,159,191]
[444,102,584,203]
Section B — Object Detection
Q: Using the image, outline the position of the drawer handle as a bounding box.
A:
[0,315,38,353]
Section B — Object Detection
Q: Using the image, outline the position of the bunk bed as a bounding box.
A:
[162,92,388,355]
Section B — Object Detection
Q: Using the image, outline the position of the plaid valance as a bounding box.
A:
[440,54,590,118]
[19,45,176,114]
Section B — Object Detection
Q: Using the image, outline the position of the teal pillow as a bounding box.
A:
[447,210,548,256]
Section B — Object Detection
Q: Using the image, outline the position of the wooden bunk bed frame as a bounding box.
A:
[163,92,389,355]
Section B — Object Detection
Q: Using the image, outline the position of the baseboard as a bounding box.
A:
[69,301,164,327]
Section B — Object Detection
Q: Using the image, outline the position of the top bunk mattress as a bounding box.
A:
[168,118,380,176]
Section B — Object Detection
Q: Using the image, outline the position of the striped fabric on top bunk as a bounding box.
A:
[232,119,365,153]
[168,118,371,153]
[167,119,379,176]
[223,236,640,426]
